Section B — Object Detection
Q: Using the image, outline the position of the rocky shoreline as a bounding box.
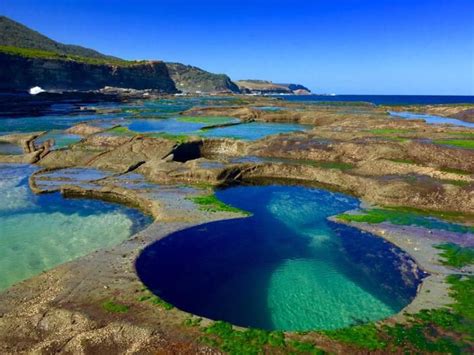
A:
[0,96,473,353]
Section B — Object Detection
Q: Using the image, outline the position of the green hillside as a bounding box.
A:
[0,15,118,60]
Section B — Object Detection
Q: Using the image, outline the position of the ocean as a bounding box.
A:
[278,95,474,105]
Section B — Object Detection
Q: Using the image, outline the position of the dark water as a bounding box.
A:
[136,185,423,330]
[279,95,474,105]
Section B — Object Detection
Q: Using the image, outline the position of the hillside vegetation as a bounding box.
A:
[0,16,118,60]
[166,62,240,93]
[0,45,138,66]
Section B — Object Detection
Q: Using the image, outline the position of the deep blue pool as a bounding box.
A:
[136,185,423,330]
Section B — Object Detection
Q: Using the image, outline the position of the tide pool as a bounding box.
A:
[35,130,82,149]
[201,122,307,140]
[124,119,307,140]
[136,185,423,330]
[0,164,151,291]
[389,111,474,128]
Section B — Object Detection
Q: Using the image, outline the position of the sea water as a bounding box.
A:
[136,185,422,330]
[0,164,151,291]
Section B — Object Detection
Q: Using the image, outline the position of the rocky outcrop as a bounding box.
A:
[166,62,240,93]
[0,52,178,92]
[236,80,311,94]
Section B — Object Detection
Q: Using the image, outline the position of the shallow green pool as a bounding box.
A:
[0,164,151,291]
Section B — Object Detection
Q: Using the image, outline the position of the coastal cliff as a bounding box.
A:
[0,51,177,92]
[0,16,309,95]
[0,16,239,93]
[166,62,240,94]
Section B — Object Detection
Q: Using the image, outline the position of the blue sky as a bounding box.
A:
[1,0,473,94]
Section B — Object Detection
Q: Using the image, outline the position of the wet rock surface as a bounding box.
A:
[0,97,473,353]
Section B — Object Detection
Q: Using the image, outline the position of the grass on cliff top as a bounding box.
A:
[0,45,139,66]
[434,139,474,149]
[189,194,250,215]
[435,243,474,268]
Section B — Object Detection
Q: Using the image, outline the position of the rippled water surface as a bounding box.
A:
[0,164,151,290]
[136,185,423,330]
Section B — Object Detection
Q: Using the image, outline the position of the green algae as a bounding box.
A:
[106,126,189,143]
[447,274,474,321]
[440,179,471,187]
[440,167,471,175]
[323,275,473,353]
[137,290,174,310]
[369,128,412,135]
[102,300,130,313]
[435,243,474,268]
[146,132,189,143]
[278,158,354,171]
[389,206,474,224]
[188,194,250,215]
[183,317,203,327]
[312,161,354,170]
[310,101,372,107]
[367,128,412,142]
[149,295,174,310]
[389,158,418,164]
[337,207,474,232]
[382,323,461,353]
[288,340,325,354]
[200,321,324,354]
[448,132,474,139]
[434,139,474,149]
[323,324,386,350]
[383,136,410,142]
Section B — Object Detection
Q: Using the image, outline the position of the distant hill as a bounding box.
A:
[0,16,241,93]
[236,80,311,95]
[166,63,240,93]
[0,16,118,60]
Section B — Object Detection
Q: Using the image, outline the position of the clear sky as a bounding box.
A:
[1,0,473,95]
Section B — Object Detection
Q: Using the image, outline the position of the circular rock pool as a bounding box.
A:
[136,185,424,331]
